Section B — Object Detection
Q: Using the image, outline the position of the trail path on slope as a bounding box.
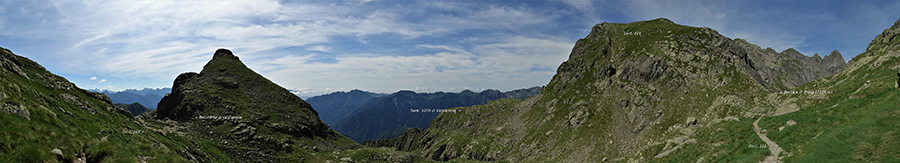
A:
[754,117,784,163]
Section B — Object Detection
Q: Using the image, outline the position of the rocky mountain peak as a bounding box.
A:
[824,50,845,63]
[867,18,900,51]
[213,48,239,60]
[152,48,358,160]
[782,48,801,55]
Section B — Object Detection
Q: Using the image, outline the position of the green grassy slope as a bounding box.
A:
[377,18,896,163]
[652,18,900,162]
[0,47,189,162]
[0,47,436,162]
[376,18,805,162]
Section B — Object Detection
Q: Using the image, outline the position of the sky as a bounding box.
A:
[1,0,899,97]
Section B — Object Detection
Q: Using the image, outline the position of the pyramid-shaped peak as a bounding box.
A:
[830,50,841,55]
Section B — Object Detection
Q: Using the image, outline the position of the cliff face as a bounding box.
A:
[150,49,359,161]
[736,41,845,90]
[374,18,849,162]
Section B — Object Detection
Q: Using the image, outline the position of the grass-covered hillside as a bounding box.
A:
[373,18,885,163]
[0,47,190,162]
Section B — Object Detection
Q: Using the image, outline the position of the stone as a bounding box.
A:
[685,117,697,126]
[786,120,797,126]
[51,148,63,156]
[1,102,30,120]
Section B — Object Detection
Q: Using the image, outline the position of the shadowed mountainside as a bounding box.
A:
[115,102,151,117]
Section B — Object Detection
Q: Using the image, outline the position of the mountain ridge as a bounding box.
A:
[371,17,852,162]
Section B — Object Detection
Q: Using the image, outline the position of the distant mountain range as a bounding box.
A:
[305,89,388,126]
[89,88,171,110]
[307,86,541,142]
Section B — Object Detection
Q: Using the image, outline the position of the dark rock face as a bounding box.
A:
[154,48,358,161]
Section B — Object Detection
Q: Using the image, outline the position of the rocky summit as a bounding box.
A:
[145,48,359,162]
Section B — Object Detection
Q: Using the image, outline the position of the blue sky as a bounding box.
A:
[1,0,899,97]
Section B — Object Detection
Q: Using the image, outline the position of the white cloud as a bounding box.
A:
[90,77,97,80]
[257,36,571,96]
[561,0,593,13]
[3,0,569,94]
[621,1,814,55]
[732,31,805,53]
[625,0,728,30]
[306,46,332,52]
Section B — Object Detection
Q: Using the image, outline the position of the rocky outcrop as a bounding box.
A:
[867,18,900,52]
[0,102,30,120]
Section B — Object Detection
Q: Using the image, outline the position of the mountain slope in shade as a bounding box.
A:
[307,86,541,142]
[305,89,386,126]
[115,102,151,117]
[332,89,507,142]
